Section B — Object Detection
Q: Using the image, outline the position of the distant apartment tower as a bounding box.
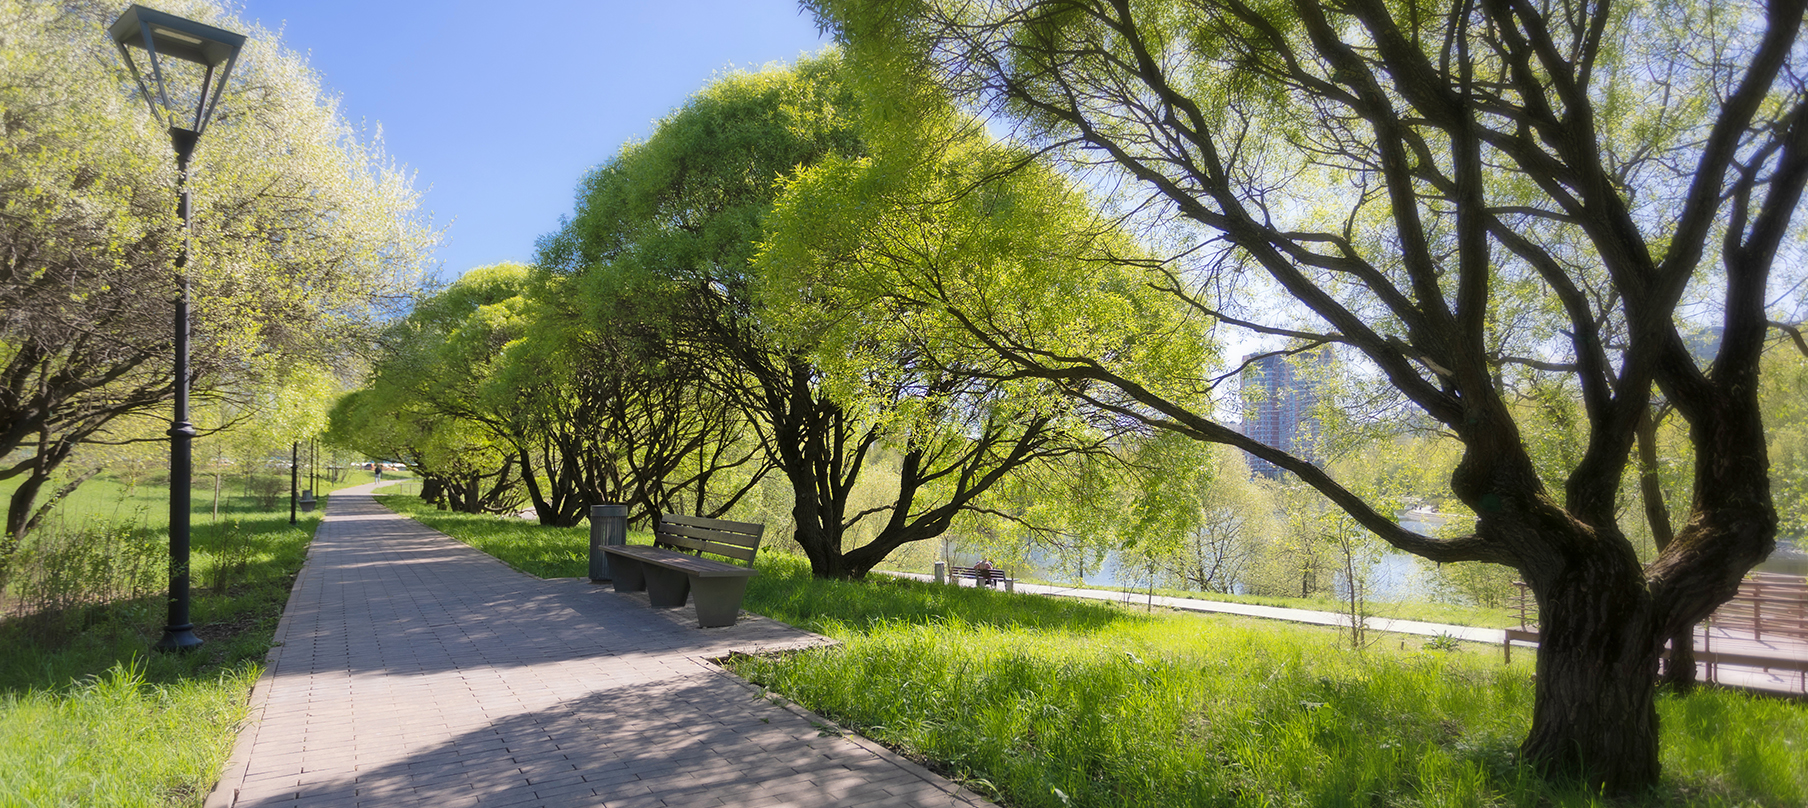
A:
[1240,348,1335,478]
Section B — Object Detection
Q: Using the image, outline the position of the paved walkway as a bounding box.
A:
[207,484,988,808]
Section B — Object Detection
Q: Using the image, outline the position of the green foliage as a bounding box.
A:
[726,561,1807,807]
[1,521,164,637]
[758,124,1213,414]
[746,51,1245,579]
[531,51,1120,577]
[0,0,432,538]
[537,56,862,285]
[1762,345,1808,545]
[0,476,322,806]
[329,264,531,512]
[0,661,255,807]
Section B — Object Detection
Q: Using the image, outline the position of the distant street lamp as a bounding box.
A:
[108,5,246,653]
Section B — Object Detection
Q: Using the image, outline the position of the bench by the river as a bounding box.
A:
[600,514,763,628]
[950,565,1010,589]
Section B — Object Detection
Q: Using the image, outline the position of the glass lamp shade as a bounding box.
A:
[108,4,245,139]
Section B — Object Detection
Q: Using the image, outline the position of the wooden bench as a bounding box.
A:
[601,514,763,628]
[951,565,1008,588]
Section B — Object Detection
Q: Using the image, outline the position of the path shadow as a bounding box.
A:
[232,666,946,808]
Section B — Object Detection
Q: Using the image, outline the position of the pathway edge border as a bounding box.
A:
[202,510,325,808]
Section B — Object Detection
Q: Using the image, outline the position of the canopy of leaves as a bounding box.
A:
[1,0,433,537]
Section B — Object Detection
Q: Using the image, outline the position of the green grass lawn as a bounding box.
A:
[377,499,1808,808]
[0,473,328,806]
[733,557,1807,807]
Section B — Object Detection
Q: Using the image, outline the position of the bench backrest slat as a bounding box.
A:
[662,513,766,537]
[654,514,763,567]
[659,519,763,548]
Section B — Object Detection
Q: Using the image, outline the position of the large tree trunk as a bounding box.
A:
[4,438,78,539]
[1520,561,1663,792]
[1661,631,1698,691]
[519,448,586,527]
[4,471,47,539]
[792,495,862,580]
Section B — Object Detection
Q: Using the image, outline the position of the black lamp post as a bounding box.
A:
[108,5,246,653]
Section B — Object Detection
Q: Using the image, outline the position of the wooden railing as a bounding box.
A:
[1504,573,1808,694]
[1703,573,1808,643]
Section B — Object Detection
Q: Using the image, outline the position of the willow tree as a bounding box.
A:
[0,0,432,541]
[330,266,531,513]
[538,54,1100,578]
[489,270,770,528]
[811,0,1808,792]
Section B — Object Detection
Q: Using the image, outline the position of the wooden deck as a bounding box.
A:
[1505,573,1808,696]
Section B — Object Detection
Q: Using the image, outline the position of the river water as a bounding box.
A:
[1026,538,1804,602]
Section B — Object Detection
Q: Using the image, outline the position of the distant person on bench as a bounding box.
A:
[972,558,993,587]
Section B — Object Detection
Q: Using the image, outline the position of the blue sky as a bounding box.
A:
[239,1,831,280]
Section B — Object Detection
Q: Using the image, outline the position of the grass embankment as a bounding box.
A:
[733,559,1805,807]
[0,474,333,806]
[380,497,1807,808]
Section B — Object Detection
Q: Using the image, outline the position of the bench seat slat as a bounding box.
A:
[602,544,757,578]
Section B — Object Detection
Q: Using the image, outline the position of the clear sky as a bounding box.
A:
[239,1,831,280]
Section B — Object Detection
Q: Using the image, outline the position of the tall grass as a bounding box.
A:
[383,502,1808,807]
[0,473,325,807]
[731,554,1807,808]
[0,662,256,806]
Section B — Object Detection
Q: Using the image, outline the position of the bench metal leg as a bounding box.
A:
[609,557,646,593]
[645,565,692,608]
[692,577,751,628]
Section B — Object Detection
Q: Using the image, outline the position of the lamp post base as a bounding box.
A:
[154,624,203,653]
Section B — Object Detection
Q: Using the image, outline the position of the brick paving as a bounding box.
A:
[207,484,989,808]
